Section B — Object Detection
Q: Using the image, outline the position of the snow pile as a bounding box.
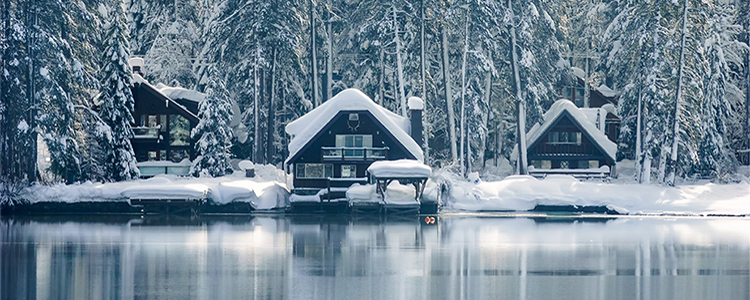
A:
[384,181,417,205]
[155,83,206,103]
[285,89,423,163]
[596,84,617,98]
[19,164,289,210]
[438,173,750,216]
[367,159,431,178]
[346,184,379,203]
[407,97,424,110]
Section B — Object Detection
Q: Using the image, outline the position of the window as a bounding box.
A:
[148,151,157,161]
[170,115,190,146]
[547,131,581,145]
[148,115,158,128]
[588,160,599,169]
[560,161,569,169]
[160,115,167,132]
[575,87,585,106]
[563,87,573,99]
[159,150,167,161]
[335,134,373,157]
[341,165,357,178]
[296,163,334,179]
[349,113,359,121]
[170,150,190,162]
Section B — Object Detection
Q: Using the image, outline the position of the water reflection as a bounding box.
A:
[2,215,750,300]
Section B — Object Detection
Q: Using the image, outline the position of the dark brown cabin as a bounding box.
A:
[130,77,199,164]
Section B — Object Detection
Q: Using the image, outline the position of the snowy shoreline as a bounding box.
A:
[9,162,750,217]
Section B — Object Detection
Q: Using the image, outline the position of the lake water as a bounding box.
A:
[2,214,750,300]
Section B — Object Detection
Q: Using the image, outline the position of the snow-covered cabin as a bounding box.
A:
[285,89,424,201]
[128,58,202,175]
[513,99,617,175]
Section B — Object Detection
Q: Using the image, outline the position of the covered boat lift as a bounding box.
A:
[354,159,431,214]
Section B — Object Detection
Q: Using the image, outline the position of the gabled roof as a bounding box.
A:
[132,74,199,123]
[514,99,617,161]
[285,89,422,164]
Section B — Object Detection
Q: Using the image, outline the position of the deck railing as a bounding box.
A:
[321,147,389,162]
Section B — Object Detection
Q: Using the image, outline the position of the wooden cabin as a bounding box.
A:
[128,58,203,176]
[514,100,618,178]
[285,89,424,202]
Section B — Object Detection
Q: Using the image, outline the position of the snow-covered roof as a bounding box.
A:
[513,99,617,161]
[571,67,586,79]
[285,89,422,163]
[132,74,199,122]
[128,57,144,68]
[596,84,617,98]
[367,159,431,178]
[154,83,206,103]
[579,107,606,131]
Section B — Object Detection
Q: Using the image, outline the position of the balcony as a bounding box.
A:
[132,125,161,140]
[321,147,389,162]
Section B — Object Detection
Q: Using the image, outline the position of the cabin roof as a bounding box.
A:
[513,99,617,162]
[285,89,422,164]
[132,74,199,123]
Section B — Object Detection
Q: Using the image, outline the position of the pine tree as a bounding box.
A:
[190,72,233,177]
[98,2,139,181]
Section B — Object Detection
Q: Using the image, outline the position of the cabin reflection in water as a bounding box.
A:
[2,217,750,300]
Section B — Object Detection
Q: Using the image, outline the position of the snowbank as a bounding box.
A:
[384,181,417,205]
[20,164,289,210]
[438,173,750,216]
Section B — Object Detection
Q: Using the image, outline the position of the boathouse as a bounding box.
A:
[513,99,618,178]
[285,89,424,204]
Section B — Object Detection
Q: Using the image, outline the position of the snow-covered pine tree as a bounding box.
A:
[98,1,139,181]
[190,70,233,177]
[693,0,745,179]
[602,1,676,184]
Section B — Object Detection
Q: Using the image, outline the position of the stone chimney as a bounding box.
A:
[128,57,145,77]
[408,97,424,147]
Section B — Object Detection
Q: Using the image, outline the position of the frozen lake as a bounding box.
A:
[2,214,750,299]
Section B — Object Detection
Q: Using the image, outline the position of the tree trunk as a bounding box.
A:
[379,47,385,105]
[459,9,469,176]
[266,48,277,164]
[254,41,261,163]
[26,0,36,183]
[666,0,688,186]
[635,91,643,182]
[393,5,407,117]
[441,23,457,162]
[0,0,9,181]
[481,50,492,169]
[509,0,527,175]
[326,7,333,101]
[310,0,320,107]
[420,0,428,164]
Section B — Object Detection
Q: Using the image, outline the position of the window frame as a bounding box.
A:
[295,163,334,179]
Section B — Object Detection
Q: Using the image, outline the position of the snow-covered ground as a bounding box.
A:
[20,164,289,210]
[433,161,750,216]
[16,158,750,216]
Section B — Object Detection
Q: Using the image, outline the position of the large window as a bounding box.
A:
[335,134,372,157]
[341,165,357,178]
[296,163,334,179]
[547,131,582,145]
[170,115,191,146]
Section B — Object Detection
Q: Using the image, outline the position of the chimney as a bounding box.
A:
[408,97,424,147]
[128,57,145,77]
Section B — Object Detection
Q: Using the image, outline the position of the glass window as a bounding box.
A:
[148,115,158,127]
[341,165,357,178]
[170,115,191,146]
[296,163,334,179]
[562,87,573,99]
[148,151,157,161]
[349,113,359,121]
[560,161,569,169]
[160,115,167,132]
[541,160,552,169]
[335,135,373,157]
[159,150,167,161]
[170,150,190,162]
[589,160,599,169]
